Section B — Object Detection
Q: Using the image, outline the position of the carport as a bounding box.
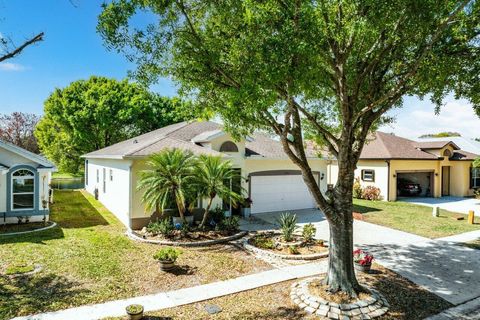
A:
[396,171,434,197]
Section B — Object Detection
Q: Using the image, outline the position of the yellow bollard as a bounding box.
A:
[468,210,475,224]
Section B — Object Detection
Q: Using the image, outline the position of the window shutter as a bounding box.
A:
[470,167,473,189]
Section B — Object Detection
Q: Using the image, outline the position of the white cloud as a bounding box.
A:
[0,62,26,72]
[380,99,480,139]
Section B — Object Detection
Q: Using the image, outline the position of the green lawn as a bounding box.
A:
[0,190,270,319]
[354,199,480,239]
[51,172,84,179]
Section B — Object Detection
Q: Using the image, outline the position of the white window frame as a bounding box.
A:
[110,169,113,182]
[103,168,106,193]
[361,169,375,182]
[11,169,35,211]
[473,168,480,188]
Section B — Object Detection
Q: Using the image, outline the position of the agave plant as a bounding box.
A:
[137,149,197,222]
[277,212,298,242]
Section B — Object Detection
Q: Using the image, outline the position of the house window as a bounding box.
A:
[110,169,113,182]
[472,167,480,189]
[96,169,99,183]
[11,169,35,211]
[219,141,238,152]
[103,168,106,193]
[85,160,89,185]
[361,169,375,182]
[443,149,452,157]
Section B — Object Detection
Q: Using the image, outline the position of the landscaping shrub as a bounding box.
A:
[288,245,300,255]
[251,235,275,249]
[209,206,225,224]
[302,223,316,243]
[147,218,174,237]
[362,186,382,201]
[277,212,298,242]
[216,216,240,232]
[153,247,182,262]
[353,177,363,199]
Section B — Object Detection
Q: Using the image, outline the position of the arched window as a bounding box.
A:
[12,169,35,210]
[443,149,452,157]
[219,141,239,152]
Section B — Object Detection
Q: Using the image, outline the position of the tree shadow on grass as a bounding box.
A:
[167,265,198,276]
[353,204,382,214]
[0,225,64,245]
[227,307,306,320]
[0,272,89,319]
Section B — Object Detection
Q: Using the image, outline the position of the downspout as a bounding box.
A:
[386,160,390,201]
[128,162,133,231]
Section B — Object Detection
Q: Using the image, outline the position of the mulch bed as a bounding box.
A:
[137,229,239,242]
[309,280,372,304]
[248,233,328,255]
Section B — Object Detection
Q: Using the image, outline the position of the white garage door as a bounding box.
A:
[250,175,317,214]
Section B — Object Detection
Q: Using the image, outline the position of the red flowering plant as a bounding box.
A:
[353,249,374,266]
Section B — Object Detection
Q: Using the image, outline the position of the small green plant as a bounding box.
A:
[126,304,144,315]
[147,218,174,237]
[353,177,363,199]
[277,212,298,242]
[302,223,316,243]
[216,216,240,232]
[5,264,34,275]
[153,247,182,262]
[474,189,480,198]
[288,245,300,254]
[251,235,275,249]
[209,206,225,224]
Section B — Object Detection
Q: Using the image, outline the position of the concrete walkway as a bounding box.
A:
[12,261,327,320]
[249,209,480,306]
[400,196,480,215]
[426,297,480,319]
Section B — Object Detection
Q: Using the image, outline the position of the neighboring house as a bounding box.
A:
[0,140,56,224]
[82,121,328,229]
[328,132,479,201]
[417,136,480,155]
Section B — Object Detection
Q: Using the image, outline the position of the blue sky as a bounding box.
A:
[1,1,479,140]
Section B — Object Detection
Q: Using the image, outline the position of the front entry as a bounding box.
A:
[442,166,450,196]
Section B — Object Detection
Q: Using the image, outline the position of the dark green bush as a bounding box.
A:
[216,216,240,232]
[147,218,174,237]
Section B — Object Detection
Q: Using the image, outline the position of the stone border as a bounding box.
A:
[0,222,57,237]
[5,264,43,278]
[127,229,248,247]
[291,277,389,319]
[242,231,329,261]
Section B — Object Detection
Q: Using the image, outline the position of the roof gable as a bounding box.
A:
[0,140,55,168]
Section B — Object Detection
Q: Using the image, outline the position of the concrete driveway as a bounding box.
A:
[246,208,480,305]
[399,196,480,215]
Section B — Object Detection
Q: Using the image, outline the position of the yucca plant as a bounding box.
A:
[193,155,243,228]
[137,149,197,222]
[277,212,298,242]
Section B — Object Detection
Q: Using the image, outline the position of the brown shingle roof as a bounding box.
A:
[414,141,460,150]
[83,120,317,159]
[360,132,439,160]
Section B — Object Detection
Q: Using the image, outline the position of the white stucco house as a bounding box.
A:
[0,140,56,224]
[82,120,328,229]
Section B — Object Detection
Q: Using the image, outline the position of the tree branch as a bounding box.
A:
[0,32,44,63]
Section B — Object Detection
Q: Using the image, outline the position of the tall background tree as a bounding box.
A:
[98,1,479,295]
[35,76,194,173]
[0,112,41,153]
[418,132,462,138]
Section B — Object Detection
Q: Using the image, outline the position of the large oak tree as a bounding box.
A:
[35,76,193,173]
[98,0,480,295]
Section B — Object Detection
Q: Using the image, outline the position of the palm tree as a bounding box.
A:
[194,155,243,228]
[137,149,197,222]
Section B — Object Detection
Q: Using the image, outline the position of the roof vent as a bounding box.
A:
[133,139,138,144]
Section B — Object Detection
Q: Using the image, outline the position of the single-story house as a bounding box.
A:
[328,132,480,201]
[0,140,56,224]
[83,121,328,229]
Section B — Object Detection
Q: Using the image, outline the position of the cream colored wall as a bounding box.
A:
[450,161,475,197]
[85,158,133,227]
[0,173,6,212]
[328,160,389,200]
